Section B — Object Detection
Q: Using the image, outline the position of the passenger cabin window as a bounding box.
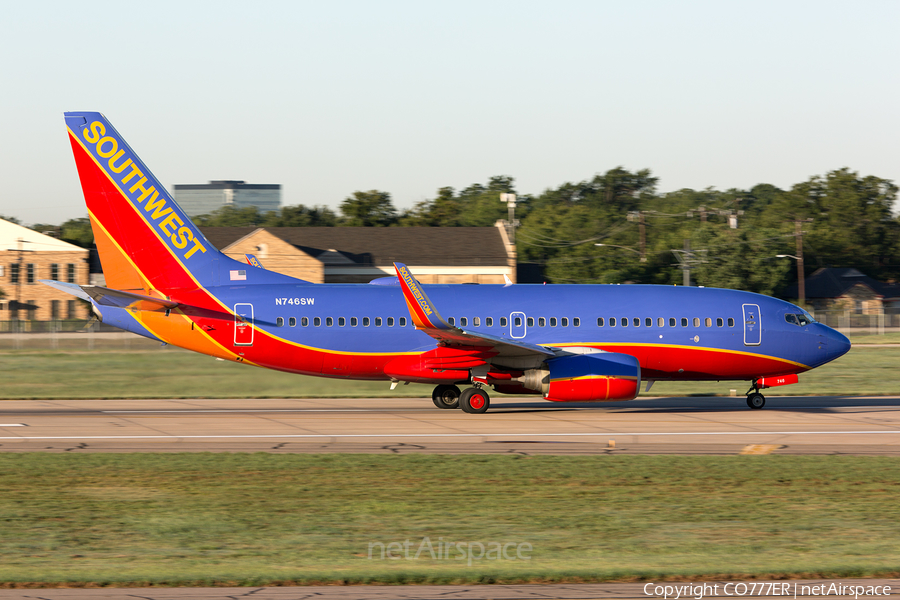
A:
[486,317,493,327]
[448,317,455,325]
[705,317,712,327]
[399,317,407,327]
[621,317,628,327]
[338,317,346,327]
[550,317,557,327]
[562,317,569,327]
[693,317,700,327]
[514,316,522,327]
[645,318,652,327]
[727,318,735,327]
[289,317,296,327]
[681,318,688,327]
[669,318,676,327]
[314,317,321,326]
[573,317,580,327]
[500,317,508,327]
[658,317,665,327]
[387,317,395,326]
[326,317,333,327]
[609,318,616,327]
[301,317,309,327]
[527,317,534,327]
[460,317,467,326]
[375,317,382,326]
[474,317,480,326]
[350,317,358,327]
[633,317,640,327]
[716,318,723,327]
[597,317,604,327]
[276,317,284,327]
[538,317,546,327]
[363,317,370,327]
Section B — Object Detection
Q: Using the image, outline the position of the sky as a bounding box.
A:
[1,0,898,225]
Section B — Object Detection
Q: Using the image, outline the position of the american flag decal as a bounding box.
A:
[230,270,247,281]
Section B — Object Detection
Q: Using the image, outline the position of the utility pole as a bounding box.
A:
[638,211,646,263]
[626,211,647,262]
[499,193,519,244]
[795,219,806,306]
[671,239,707,286]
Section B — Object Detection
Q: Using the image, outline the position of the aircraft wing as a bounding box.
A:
[393,263,555,359]
[40,280,179,311]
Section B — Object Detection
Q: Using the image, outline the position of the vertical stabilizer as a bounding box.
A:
[65,112,220,292]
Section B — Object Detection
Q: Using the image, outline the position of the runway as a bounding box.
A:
[0,580,896,599]
[1,395,900,454]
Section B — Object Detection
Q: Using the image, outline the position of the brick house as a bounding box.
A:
[783,268,900,314]
[0,218,91,321]
[198,222,517,284]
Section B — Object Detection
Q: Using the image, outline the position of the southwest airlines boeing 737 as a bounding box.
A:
[43,112,851,413]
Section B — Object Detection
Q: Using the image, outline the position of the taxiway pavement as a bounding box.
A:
[1,395,899,454]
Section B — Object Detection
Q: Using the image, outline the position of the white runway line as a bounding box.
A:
[102,409,372,413]
[0,424,26,427]
[1,430,899,441]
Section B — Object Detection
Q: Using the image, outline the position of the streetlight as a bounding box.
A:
[776,254,806,306]
[595,243,645,261]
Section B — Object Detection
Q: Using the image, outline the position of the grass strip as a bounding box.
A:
[0,345,897,399]
[1,454,899,586]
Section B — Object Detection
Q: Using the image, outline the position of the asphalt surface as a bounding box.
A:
[1,395,899,454]
[0,580,896,599]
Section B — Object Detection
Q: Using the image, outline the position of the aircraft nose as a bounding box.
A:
[823,326,851,361]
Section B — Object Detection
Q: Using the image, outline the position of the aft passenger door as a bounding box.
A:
[742,303,761,346]
[234,303,254,346]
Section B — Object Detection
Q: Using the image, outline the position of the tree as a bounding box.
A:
[194,205,269,227]
[60,217,94,248]
[339,190,398,227]
[401,176,526,227]
[267,205,337,227]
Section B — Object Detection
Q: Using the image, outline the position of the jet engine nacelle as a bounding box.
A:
[519,352,641,402]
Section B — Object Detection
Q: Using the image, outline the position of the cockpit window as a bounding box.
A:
[785,312,813,327]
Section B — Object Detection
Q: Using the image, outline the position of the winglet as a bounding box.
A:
[393,263,450,330]
[245,254,263,268]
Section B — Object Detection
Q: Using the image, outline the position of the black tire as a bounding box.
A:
[460,387,490,414]
[432,385,461,409]
[747,393,766,410]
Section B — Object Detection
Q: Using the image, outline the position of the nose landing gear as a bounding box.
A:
[745,380,766,409]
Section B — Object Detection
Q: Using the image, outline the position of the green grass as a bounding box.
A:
[0,454,899,586]
[641,345,900,398]
[0,344,897,399]
[847,332,900,345]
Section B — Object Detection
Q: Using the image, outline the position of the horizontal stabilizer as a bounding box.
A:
[38,279,92,302]
[40,280,178,310]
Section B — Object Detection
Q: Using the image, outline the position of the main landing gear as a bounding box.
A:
[745,380,766,410]
[431,384,491,413]
[432,385,461,409]
[460,386,490,414]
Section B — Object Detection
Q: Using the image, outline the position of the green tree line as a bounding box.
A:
[27,167,900,297]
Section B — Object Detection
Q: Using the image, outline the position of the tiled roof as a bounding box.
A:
[199,226,510,267]
[783,267,900,299]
